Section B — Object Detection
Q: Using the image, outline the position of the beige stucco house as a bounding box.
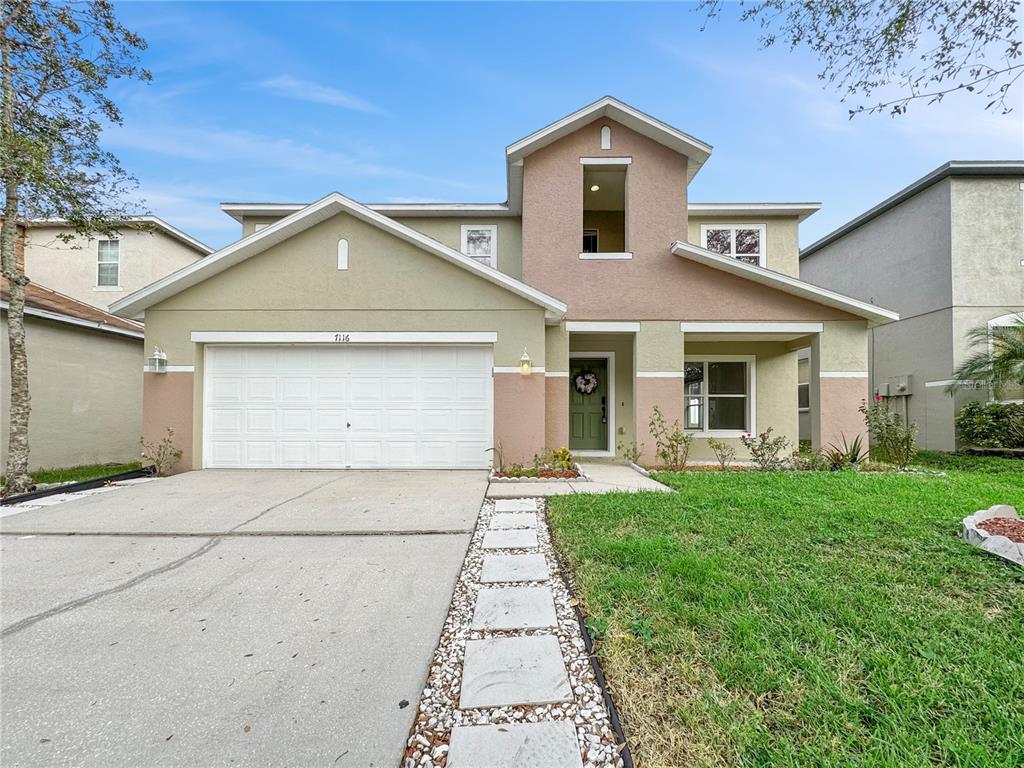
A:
[112,97,898,472]
[23,216,212,311]
[1,280,146,469]
[800,162,1024,451]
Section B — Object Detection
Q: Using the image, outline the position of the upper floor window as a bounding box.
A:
[97,239,120,287]
[582,163,628,257]
[700,224,766,267]
[460,224,498,268]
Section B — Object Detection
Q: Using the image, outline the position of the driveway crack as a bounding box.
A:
[1,475,348,638]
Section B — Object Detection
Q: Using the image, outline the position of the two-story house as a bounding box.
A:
[2,217,211,471]
[110,97,897,472]
[800,161,1024,451]
[23,216,213,311]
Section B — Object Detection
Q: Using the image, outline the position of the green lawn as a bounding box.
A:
[548,470,1024,767]
[1,462,143,489]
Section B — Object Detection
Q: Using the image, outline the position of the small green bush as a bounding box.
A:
[860,398,918,470]
[739,428,791,471]
[649,406,693,471]
[955,400,1024,448]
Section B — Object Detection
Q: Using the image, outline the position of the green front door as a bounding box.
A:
[569,358,608,452]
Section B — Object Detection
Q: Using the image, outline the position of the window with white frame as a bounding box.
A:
[96,240,120,287]
[460,224,498,268]
[700,224,766,267]
[684,357,754,434]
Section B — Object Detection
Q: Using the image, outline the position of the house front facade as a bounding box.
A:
[800,162,1024,451]
[112,97,896,472]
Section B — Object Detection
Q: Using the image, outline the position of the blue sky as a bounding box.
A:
[109,2,1024,249]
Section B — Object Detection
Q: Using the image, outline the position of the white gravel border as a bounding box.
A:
[403,498,624,767]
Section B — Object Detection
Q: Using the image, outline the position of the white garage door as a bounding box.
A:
[203,345,493,468]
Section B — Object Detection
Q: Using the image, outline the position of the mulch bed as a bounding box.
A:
[492,470,581,479]
[978,517,1024,543]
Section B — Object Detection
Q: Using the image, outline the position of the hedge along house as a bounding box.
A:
[112,97,897,472]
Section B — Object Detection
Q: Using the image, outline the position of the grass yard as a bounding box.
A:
[0,461,143,489]
[548,468,1024,767]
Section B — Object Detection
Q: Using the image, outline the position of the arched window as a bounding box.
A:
[600,125,612,150]
[337,238,349,270]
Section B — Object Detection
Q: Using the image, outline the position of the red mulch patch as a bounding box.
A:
[978,517,1024,544]
[493,470,580,479]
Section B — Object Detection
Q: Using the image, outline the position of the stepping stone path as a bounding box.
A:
[402,496,622,768]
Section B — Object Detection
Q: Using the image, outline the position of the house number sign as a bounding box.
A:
[333,333,351,342]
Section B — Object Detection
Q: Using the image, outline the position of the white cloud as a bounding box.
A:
[106,122,483,191]
[258,75,383,114]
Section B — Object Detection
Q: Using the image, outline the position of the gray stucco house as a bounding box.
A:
[800,161,1024,451]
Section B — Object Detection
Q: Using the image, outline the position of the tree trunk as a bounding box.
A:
[1,18,32,495]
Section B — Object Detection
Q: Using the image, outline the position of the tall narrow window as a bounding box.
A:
[600,125,612,150]
[97,240,120,287]
[582,165,627,254]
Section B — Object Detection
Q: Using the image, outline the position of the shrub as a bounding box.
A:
[617,439,644,464]
[955,401,1024,448]
[860,397,918,470]
[706,438,736,469]
[533,447,575,472]
[824,433,867,470]
[739,428,791,471]
[139,428,182,476]
[790,449,832,471]
[649,405,693,471]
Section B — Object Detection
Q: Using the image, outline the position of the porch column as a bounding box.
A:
[544,323,569,450]
[634,321,685,465]
[810,320,870,450]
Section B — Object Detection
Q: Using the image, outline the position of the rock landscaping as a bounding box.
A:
[402,497,625,768]
[962,504,1024,566]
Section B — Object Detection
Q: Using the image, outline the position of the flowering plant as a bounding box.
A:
[739,427,791,471]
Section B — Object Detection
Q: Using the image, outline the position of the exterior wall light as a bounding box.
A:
[520,348,532,376]
[147,346,167,373]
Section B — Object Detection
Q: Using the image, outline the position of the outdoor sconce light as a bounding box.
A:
[520,348,532,376]
[147,346,167,373]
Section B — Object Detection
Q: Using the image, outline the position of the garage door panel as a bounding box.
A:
[204,344,492,469]
[245,377,276,401]
[281,377,313,401]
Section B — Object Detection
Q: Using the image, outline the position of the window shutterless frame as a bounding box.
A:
[699,224,767,267]
[96,239,120,288]
[460,224,498,269]
[683,355,756,436]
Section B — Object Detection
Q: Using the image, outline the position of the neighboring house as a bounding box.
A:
[1,279,145,470]
[111,96,897,472]
[800,161,1024,451]
[23,216,212,311]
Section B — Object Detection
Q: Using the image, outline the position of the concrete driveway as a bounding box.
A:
[0,470,485,767]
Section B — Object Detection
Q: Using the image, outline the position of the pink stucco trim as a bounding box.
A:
[493,372,546,464]
[634,377,684,465]
[521,118,859,323]
[545,375,569,451]
[143,371,194,474]
[820,376,869,449]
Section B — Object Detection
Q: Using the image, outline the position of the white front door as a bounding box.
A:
[203,345,493,468]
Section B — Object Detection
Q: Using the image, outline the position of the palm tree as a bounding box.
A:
[946,314,1024,398]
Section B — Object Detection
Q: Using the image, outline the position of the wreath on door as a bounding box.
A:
[573,370,600,395]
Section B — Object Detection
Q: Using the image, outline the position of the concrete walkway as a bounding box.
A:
[447,498,583,767]
[486,461,670,498]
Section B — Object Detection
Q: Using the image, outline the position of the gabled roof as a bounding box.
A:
[110,192,568,323]
[670,240,899,327]
[506,96,713,175]
[1,279,145,338]
[801,161,1024,259]
[27,216,214,256]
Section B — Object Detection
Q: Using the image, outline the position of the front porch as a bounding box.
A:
[542,320,869,466]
